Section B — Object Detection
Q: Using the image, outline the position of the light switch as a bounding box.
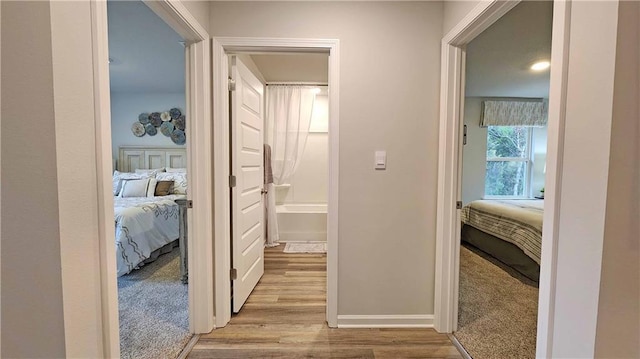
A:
[375,151,386,170]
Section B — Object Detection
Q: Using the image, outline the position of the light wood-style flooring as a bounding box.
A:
[188,245,462,358]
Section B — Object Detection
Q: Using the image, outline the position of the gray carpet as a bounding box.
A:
[118,247,191,359]
[455,245,538,359]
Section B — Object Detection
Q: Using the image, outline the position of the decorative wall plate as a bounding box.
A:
[170,108,181,120]
[171,129,186,145]
[138,113,150,124]
[150,112,162,127]
[160,121,174,137]
[173,115,185,131]
[145,124,157,136]
[132,108,183,140]
[131,122,145,137]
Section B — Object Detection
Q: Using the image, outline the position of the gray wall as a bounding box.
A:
[594,0,640,356]
[1,1,66,357]
[110,93,186,163]
[443,0,481,35]
[446,1,638,356]
[3,0,635,356]
[181,1,210,34]
[211,1,444,316]
[550,1,630,356]
[0,1,211,356]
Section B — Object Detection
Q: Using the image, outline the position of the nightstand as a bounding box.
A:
[175,199,189,284]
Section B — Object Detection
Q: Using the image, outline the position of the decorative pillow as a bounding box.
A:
[156,172,187,194]
[119,178,156,198]
[112,171,122,195]
[112,171,148,196]
[154,181,174,196]
[135,168,164,176]
[146,178,158,197]
[166,167,186,173]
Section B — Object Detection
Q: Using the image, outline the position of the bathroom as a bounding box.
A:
[272,86,328,244]
[227,51,332,317]
[244,53,329,248]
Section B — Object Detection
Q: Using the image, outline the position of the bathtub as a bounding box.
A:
[276,203,327,242]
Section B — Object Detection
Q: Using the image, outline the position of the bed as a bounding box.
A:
[114,146,187,277]
[461,199,543,281]
[115,195,185,276]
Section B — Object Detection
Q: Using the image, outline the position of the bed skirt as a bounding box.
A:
[461,224,540,282]
[140,239,179,266]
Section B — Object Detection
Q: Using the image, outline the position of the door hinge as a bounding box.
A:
[456,201,463,209]
[463,124,468,145]
[230,268,238,280]
[229,175,237,188]
[186,200,193,208]
[228,79,236,91]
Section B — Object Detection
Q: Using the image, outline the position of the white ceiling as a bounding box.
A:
[465,1,553,98]
[107,1,185,93]
[250,54,329,83]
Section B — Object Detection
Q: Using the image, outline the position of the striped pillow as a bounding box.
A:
[119,178,157,198]
[112,171,148,196]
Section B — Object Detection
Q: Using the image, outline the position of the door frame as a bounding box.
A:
[91,1,213,356]
[433,1,571,358]
[212,37,340,327]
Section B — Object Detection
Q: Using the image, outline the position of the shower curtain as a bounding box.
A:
[264,85,316,246]
[266,86,317,185]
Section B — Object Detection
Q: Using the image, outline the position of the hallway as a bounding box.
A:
[188,245,462,358]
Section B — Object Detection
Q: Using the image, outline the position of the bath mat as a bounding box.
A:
[283,242,327,253]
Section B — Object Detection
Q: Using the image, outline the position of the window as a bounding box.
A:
[485,126,533,198]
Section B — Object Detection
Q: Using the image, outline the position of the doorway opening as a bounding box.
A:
[211,38,340,328]
[107,2,190,357]
[454,1,552,357]
[92,1,212,357]
[227,53,329,319]
[434,0,570,357]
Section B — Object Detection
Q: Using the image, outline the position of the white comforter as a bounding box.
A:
[114,195,185,276]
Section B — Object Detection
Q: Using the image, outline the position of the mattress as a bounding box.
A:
[114,195,186,276]
[461,199,543,265]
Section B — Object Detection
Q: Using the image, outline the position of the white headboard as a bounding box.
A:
[118,146,187,172]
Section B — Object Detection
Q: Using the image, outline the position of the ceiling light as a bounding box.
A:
[531,61,550,71]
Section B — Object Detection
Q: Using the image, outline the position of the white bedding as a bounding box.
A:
[114,195,186,276]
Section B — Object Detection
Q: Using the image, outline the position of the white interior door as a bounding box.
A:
[230,56,265,313]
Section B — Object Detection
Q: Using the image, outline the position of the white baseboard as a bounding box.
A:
[337,314,434,328]
[278,232,327,242]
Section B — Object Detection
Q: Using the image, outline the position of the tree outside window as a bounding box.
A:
[485,126,532,197]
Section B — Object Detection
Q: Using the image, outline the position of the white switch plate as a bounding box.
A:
[375,150,386,170]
